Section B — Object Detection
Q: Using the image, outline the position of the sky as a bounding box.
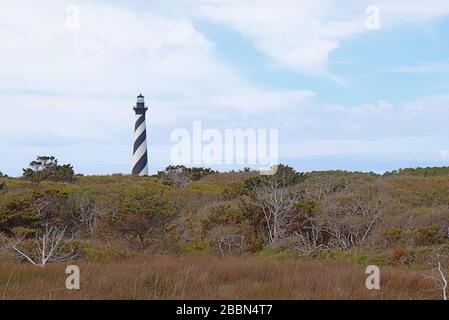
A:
[1,0,449,176]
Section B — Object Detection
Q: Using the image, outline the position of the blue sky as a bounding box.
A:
[1,0,449,176]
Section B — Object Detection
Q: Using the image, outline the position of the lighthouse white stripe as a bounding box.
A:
[134,121,146,140]
[138,163,148,176]
[132,139,147,164]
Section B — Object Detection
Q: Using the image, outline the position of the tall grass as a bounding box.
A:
[0,255,438,300]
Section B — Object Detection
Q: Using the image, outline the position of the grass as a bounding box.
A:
[0,255,439,300]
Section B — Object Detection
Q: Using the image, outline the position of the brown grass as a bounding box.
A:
[0,255,439,300]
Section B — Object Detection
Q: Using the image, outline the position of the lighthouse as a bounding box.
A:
[132,94,149,176]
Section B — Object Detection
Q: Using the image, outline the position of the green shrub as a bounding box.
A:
[413,225,445,246]
[22,156,74,183]
[82,244,129,262]
[181,238,210,254]
[384,228,404,245]
[369,254,390,266]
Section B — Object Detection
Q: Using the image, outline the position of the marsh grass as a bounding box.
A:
[0,255,438,300]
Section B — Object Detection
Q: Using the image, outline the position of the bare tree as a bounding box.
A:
[249,172,301,246]
[71,196,99,237]
[158,166,192,189]
[324,214,381,250]
[9,224,78,267]
[301,175,345,203]
[292,217,330,256]
[207,226,245,257]
[425,252,448,300]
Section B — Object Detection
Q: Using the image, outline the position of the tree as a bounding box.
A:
[110,189,177,251]
[0,197,38,236]
[157,165,192,189]
[9,223,78,267]
[157,165,217,189]
[243,166,303,246]
[238,164,303,196]
[23,156,74,183]
[69,195,99,238]
[425,252,448,300]
[0,171,6,190]
[206,226,245,257]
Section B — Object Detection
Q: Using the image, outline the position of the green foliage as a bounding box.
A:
[203,203,244,229]
[109,188,179,251]
[188,167,217,181]
[413,225,445,246]
[383,228,405,245]
[181,238,210,254]
[22,156,74,183]
[81,244,129,262]
[369,254,390,266]
[385,166,449,177]
[305,170,378,178]
[0,171,6,191]
[295,199,319,216]
[0,197,39,235]
[237,164,304,195]
[157,165,217,189]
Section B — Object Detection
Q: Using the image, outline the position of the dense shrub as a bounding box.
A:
[413,225,446,246]
[23,156,75,183]
[157,165,217,189]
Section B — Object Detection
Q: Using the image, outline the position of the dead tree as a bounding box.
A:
[425,253,448,300]
[250,174,300,246]
[207,226,245,257]
[10,224,78,267]
[71,196,99,237]
[292,218,330,256]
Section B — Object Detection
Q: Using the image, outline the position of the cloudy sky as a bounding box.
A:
[1,0,449,176]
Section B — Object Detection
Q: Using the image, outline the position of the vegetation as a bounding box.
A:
[22,156,74,183]
[0,255,440,300]
[0,157,449,299]
[157,165,216,189]
[385,166,449,177]
[0,171,7,191]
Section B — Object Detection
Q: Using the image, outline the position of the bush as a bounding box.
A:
[413,225,445,246]
[384,228,405,245]
[0,172,6,191]
[157,165,217,189]
[0,197,39,235]
[107,188,178,251]
[82,244,129,262]
[23,156,74,183]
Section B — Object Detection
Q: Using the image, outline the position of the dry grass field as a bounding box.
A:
[0,255,438,300]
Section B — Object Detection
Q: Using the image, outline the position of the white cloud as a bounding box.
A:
[191,0,364,78]
[187,0,449,78]
[392,60,449,74]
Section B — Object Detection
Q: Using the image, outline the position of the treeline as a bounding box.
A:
[385,166,449,177]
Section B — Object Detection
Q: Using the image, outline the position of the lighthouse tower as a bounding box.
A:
[132,94,149,176]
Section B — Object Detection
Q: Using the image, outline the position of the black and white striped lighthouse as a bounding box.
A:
[132,94,149,176]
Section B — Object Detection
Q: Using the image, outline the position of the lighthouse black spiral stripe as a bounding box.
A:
[132,113,148,176]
